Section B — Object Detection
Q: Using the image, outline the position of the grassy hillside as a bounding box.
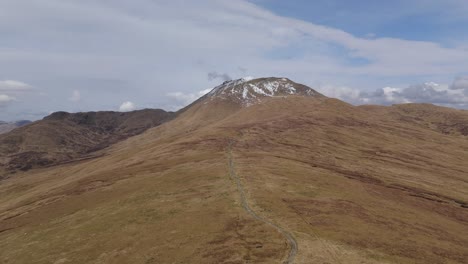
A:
[0,96,467,263]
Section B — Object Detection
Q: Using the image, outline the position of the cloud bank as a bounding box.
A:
[320,77,468,108]
[0,0,468,119]
[451,76,468,95]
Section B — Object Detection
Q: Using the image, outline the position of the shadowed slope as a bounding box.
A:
[0,109,174,174]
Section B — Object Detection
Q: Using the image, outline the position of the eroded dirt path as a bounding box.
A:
[227,142,298,264]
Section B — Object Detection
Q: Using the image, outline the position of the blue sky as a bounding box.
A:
[1,0,468,121]
[254,0,468,43]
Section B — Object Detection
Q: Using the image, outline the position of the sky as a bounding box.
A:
[1,0,468,121]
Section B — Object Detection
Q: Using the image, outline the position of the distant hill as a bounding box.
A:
[14,120,32,127]
[0,120,31,134]
[0,109,174,172]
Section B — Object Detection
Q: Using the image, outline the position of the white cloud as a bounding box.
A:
[2,1,468,79]
[0,80,31,108]
[119,101,136,112]
[318,85,362,102]
[0,94,15,107]
[451,76,468,95]
[0,80,32,93]
[320,79,468,108]
[69,90,81,102]
[166,88,212,109]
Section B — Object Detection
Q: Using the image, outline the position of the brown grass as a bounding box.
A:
[1,96,467,263]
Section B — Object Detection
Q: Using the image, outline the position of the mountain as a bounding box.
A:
[173,77,326,130]
[0,78,467,264]
[0,109,174,174]
[205,77,324,106]
[0,120,31,134]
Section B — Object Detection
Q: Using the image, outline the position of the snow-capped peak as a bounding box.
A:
[206,77,323,106]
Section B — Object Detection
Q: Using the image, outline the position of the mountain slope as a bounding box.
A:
[218,97,468,263]
[0,78,467,264]
[0,109,174,173]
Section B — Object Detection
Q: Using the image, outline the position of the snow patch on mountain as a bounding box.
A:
[206,77,323,106]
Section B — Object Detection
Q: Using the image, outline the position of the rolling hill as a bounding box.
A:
[0,77,467,264]
[0,109,174,175]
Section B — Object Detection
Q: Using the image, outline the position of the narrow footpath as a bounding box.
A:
[227,142,298,264]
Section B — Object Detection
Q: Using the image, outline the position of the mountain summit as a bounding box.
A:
[206,77,324,106]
